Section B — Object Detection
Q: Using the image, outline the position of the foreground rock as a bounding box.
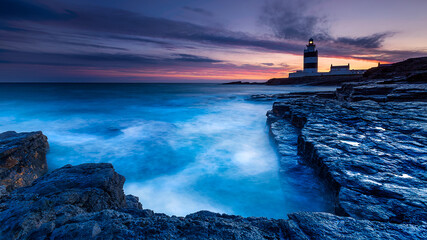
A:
[2,163,425,239]
[0,163,287,239]
[286,212,427,240]
[0,131,49,191]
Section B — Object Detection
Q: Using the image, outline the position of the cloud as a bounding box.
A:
[60,41,128,51]
[0,1,303,55]
[0,0,75,21]
[0,49,225,68]
[0,0,425,71]
[261,63,274,66]
[260,0,329,40]
[259,0,398,52]
[110,35,169,45]
[55,6,303,53]
[0,0,404,58]
[0,49,156,67]
[183,6,214,17]
[173,54,222,63]
[336,32,394,48]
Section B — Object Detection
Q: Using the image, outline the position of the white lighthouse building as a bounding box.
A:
[289,38,365,78]
[303,38,318,73]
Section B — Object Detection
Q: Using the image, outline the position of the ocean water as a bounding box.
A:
[0,83,335,218]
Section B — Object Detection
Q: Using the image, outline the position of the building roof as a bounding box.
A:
[331,64,350,69]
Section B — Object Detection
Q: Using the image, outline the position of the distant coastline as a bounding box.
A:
[222,81,265,85]
[223,74,363,86]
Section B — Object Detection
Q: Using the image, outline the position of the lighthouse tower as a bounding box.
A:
[303,38,318,73]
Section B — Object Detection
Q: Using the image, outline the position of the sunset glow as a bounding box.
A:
[0,0,426,82]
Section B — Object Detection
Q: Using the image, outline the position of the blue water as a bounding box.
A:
[0,83,335,218]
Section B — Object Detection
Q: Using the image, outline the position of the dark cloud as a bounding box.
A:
[336,32,394,48]
[0,0,75,21]
[0,0,424,70]
[0,49,223,68]
[0,49,155,67]
[58,6,301,53]
[0,23,26,32]
[260,0,329,40]
[259,0,400,54]
[183,6,213,17]
[173,54,222,63]
[261,63,274,66]
[0,1,303,55]
[110,35,169,45]
[60,41,128,51]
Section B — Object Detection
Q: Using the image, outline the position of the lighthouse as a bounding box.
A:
[303,38,318,73]
[288,38,365,78]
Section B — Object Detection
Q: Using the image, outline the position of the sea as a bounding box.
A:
[0,83,336,218]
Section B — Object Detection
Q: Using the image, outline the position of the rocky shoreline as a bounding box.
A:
[1,58,427,239]
[266,84,427,223]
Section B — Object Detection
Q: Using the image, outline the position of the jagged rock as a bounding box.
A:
[126,194,143,210]
[0,185,6,199]
[251,91,336,101]
[0,163,127,239]
[0,163,287,239]
[268,87,427,225]
[286,212,427,240]
[1,161,425,239]
[336,82,427,102]
[0,131,49,191]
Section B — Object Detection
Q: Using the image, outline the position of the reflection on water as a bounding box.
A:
[0,83,335,218]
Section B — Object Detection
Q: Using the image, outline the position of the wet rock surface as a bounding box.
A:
[0,163,287,240]
[265,74,427,238]
[286,212,427,240]
[0,131,49,191]
[336,80,427,102]
[1,162,425,239]
[251,91,336,101]
[269,97,427,224]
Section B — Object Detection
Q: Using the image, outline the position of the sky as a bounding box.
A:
[0,0,426,82]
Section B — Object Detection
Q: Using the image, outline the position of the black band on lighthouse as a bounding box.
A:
[304,63,318,69]
[304,51,318,58]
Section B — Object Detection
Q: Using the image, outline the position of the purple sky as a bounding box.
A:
[1,0,426,82]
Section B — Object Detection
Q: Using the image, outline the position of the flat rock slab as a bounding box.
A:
[269,96,427,224]
[0,131,49,191]
[286,212,427,240]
